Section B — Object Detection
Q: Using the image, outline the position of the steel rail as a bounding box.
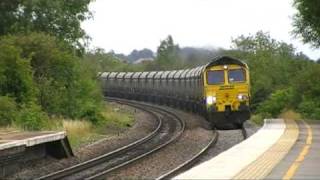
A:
[156,130,219,180]
[37,98,185,180]
[156,123,248,179]
[86,97,186,179]
[36,100,163,180]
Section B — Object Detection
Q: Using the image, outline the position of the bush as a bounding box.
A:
[0,42,35,104]
[257,88,294,118]
[0,96,18,126]
[15,103,48,131]
[0,33,105,125]
[250,114,264,125]
[79,101,105,124]
[297,99,320,120]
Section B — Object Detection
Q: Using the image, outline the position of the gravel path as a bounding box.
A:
[11,103,158,179]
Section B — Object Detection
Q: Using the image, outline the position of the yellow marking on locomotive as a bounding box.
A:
[203,64,250,112]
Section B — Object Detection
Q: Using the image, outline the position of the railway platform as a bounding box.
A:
[0,130,73,177]
[175,118,320,179]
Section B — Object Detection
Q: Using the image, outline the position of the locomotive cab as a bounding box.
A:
[203,57,250,129]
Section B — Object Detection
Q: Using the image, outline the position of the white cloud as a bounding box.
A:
[82,0,320,60]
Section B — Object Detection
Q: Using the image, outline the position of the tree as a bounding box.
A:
[293,0,320,47]
[0,33,104,124]
[0,42,35,104]
[0,0,92,49]
[227,31,307,110]
[156,35,181,70]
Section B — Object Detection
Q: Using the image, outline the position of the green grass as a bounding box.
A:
[2,102,135,151]
[251,109,302,126]
[279,110,302,120]
[63,102,135,150]
[250,114,264,126]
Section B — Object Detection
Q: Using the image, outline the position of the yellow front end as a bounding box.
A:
[204,64,250,112]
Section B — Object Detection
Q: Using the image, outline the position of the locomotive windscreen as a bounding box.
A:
[228,69,245,83]
[207,70,224,84]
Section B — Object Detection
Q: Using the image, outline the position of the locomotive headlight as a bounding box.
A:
[206,96,216,105]
[238,94,248,101]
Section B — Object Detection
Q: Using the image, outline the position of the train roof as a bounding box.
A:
[174,70,185,79]
[160,71,171,79]
[124,72,135,79]
[206,56,247,68]
[99,56,246,79]
[154,71,163,79]
[100,72,109,78]
[116,72,126,79]
[108,72,119,78]
[180,69,191,78]
[167,70,178,79]
[146,71,157,78]
[132,72,143,79]
[139,71,150,79]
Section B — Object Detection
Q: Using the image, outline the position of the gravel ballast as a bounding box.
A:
[10,100,261,179]
[104,104,261,179]
[105,105,215,179]
[195,120,261,168]
[11,103,158,179]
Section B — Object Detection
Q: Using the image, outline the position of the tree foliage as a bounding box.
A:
[155,35,182,70]
[293,0,320,47]
[0,33,104,129]
[0,0,92,49]
[226,31,320,119]
[0,96,18,126]
[0,41,35,104]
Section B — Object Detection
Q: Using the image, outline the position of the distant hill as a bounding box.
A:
[179,47,222,65]
[113,48,155,63]
[112,47,222,65]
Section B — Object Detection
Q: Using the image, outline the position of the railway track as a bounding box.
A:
[37,98,185,180]
[157,130,218,179]
[36,98,244,179]
[157,123,247,179]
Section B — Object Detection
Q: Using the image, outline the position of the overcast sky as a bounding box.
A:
[82,0,320,60]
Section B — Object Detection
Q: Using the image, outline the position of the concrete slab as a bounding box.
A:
[0,130,72,178]
[0,131,66,150]
[174,119,286,179]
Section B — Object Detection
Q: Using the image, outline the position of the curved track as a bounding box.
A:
[157,130,218,179]
[37,98,185,180]
[157,125,247,179]
[36,98,242,180]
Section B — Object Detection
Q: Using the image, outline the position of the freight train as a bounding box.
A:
[100,56,250,129]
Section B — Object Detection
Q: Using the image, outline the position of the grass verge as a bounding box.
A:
[251,109,302,126]
[1,102,135,151]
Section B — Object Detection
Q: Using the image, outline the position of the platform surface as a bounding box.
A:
[175,119,287,179]
[268,120,320,179]
[175,119,320,179]
[0,129,66,150]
